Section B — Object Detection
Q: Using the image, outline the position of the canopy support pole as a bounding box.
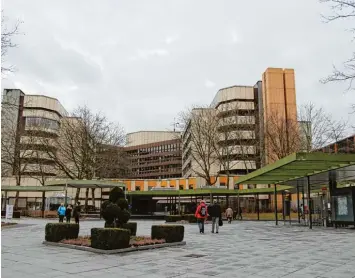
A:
[256,194,260,221]
[64,183,68,206]
[100,188,102,220]
[178,191,181,215]
[282,191,285,223]
[297,183,300,224]
[307,176,312,229]
[274,184,278,226]
[41,191,45,218]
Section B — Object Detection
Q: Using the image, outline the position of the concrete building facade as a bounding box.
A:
[1,89,68,181]
[182,68,297,179]
[125,131,182,179]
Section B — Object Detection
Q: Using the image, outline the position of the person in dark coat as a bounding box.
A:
[66,204,73,223]
[210,201,222,233]
[73,202,81,224]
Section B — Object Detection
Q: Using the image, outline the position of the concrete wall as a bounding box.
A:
[126,131,180,146]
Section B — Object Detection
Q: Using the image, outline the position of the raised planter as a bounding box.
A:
[45,223,79,242]
[91,228,130,250]
[165,214,197,223]
[151,225,184,243]
[1,222,17,229]
[43,240,186,254]
[121,222,137,236]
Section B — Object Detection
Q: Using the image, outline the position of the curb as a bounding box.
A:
[1,223,18,229]
[43,240,186,254]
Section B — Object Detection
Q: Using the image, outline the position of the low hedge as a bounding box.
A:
[91,228,130,250]
[151,225,184,243]
[121,222,137,236]
[165,215,182,222]
[45,223,79,242]
[165,214,197,223]
[1,211,21,218]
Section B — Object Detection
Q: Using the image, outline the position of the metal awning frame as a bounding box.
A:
[235,153,355,186]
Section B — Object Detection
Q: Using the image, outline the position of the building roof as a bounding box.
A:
[1,186,65,192]
[235,152,355,186]
[127,186,292,196]
[45,179,126,189]
[127,131,180,135]
[216,85,253,92]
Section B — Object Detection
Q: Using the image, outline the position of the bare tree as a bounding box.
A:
[1,93,33,209]
[263,111,302,162]
[263,103,349,161]
[1,11,22,75]
[42,106,127,208]
[180,106,220,186]
[320,1,355,91]
[298,102,349,151]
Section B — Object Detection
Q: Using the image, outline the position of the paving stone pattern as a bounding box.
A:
[2,218,355,278]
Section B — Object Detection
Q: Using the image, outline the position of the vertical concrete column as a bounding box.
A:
[131,181,136,191]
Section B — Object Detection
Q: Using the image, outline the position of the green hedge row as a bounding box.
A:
[165,214,196,223]
[45,223,79,242]
[91,228,130,250]
[151,225,184,243]
[121,222,137,236]
[1,211,21,218]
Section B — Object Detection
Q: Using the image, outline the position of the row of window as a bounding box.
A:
[134,185,194,191]
[130,155,181,164]
[132,166,181,174]
[128,143,181,156]
[25,117,60,131]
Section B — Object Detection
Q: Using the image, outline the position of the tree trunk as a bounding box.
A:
[13,191,20,210]
[84,188,89,212]
[75,188,81,204]
[91,188,95,208]
[14,177,21,210]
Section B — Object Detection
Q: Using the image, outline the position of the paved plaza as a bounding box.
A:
[1,218,355,278]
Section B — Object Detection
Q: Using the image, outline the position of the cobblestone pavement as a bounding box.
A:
[2,218,355,278]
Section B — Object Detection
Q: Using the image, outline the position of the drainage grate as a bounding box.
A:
[184,254,206,258]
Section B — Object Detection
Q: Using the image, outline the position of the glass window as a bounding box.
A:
[26,117,60,131]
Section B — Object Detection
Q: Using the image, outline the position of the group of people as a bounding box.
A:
[194,200,243,234]
[57,202,81,224]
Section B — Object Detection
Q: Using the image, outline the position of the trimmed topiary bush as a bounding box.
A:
[121,222,137,236]
[101,187,131,228]
[151,225,184,243]
[91,228,130,250]
[165,215,182,222]
[45,223,79,242]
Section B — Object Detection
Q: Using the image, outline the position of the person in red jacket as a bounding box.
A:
[195,200,208,234]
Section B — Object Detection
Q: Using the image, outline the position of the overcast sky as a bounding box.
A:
[1,0,355,133]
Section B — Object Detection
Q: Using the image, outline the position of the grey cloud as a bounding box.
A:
[2,0,354,133]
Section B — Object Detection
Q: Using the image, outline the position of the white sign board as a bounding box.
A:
[5,205,14,220]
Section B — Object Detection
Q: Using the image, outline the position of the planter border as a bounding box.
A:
[43,240,186,254]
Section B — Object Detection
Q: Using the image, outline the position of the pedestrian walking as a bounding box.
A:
[57,203,66,223]
[237,206,243,220]
[210,201,222,233]
[66,204,73,223]
[195,200,208,234]
[73,202,81,224]
[226,207,233,224]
